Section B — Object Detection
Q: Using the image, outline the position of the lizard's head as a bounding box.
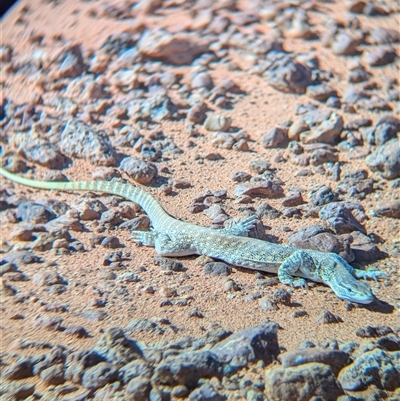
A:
[321,254,375,304]
[330,276,374,304]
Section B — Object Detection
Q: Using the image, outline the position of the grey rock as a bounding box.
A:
[171,384,189,398]
[19,139,67,169]
[310,148,338,166]
[249,160,271,174]
[119,360,154,384]
[366,139,400,180]
[370,27,400,45]
[203,262,231,276]
[232,171,252,182]
[374,122,398,146]
[65,350,105,383]
[289,225,354,262]
[149,387,171,401]
[234,181,284,198]
[40,364,66,385]
[257,203,281,219]
[266,55,312,94]
[204,324,232,345]
[309,185,337,206]
[278,348,349,375]
[204,114,232,131]
[332,33,361,55]
[189,382,226,401]
[355,325,394,338]
[2,153,28,173]
[45,213,84,232]
[16,201,56,224]
[338,348,400,391]
[342,169,369,180]
[0,45,12,62]
[2,251,43,265]
[101,236,123,248]
[316,310,343,324]
[120,157,157,184]
[374,201,400,218]
[152,350,222,387]
[56,44,85,78]
[376,334,400,352]
[336,178,374,200]
[94,327,143,365]
[319,203,366,234]
[326,96,341,108]
[350,231,384,262]
[187,102,207,124]
[188,307,204,318]
[119,215,151,231]
[137,29,210,65]
[259,296,279,311]
[191,72,214,89]
[114,128,142,148]
[3,359,33,380]
[273,288,292,306]
[60,121,117,166]
[211,324,279,369]
[343,87,369,104]
[364,47,397,67]
[32,230,72,251]
[0,262,18,276]
[140,93,179,123]
[154,257,185,272]
[301,113,343,144]
[64,326,90,338]
[80,309,107,322]
[345,118,372,131]
[33,315,64,331]
[265,363,344,401]
[126,318,164,335]
[81,362,118,390]
[307,84,337,101]
[33,270,67,286]
[262,127,288,148]
[126,376,152,399]
[281,192,303,207]
[1,382,35,400]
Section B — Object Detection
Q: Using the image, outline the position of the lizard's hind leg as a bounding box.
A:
[130,230,156,247]
[154,233,196,257]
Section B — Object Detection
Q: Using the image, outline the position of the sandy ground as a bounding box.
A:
[1,0,399,367]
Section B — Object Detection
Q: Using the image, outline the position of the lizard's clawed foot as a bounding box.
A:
[354,268,388,281]
[279,276,307,288]
[291,277,308,288]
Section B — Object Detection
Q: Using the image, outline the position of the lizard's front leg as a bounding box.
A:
[221,215,259,237]
[353,268,388,281]
[278,250,315,288]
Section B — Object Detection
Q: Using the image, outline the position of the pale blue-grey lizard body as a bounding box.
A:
[0,166,387,304]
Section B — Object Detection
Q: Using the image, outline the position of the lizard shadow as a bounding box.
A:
[361,299,394,314]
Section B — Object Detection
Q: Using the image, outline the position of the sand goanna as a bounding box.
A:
[0,166,387,304]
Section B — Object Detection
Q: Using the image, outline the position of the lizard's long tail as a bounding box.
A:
[0,166,173,228]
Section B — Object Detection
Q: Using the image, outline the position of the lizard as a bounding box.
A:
[0,166,387,304]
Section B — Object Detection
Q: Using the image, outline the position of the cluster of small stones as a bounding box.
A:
[1,0,400,399]
[2,323,400,400]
